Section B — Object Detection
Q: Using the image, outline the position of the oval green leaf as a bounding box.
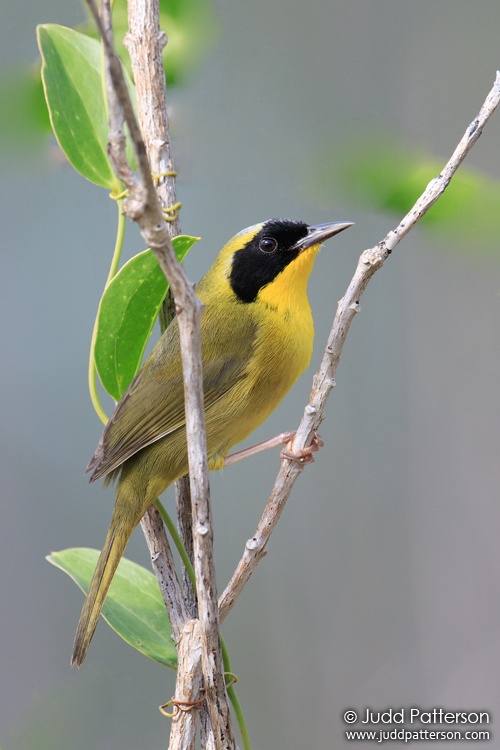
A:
[37,24,119,190]
[95,235,200,401]
[47,548,177,668]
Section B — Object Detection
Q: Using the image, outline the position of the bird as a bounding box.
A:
[71,218,353,666]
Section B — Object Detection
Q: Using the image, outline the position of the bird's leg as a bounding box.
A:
[280,433,324,464]
[224,431,324,466]
[224,431,296,467]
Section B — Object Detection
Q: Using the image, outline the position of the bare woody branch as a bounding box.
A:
[98,2,137,191]
[85,1,234,747]
[140,507,189,639]
[124,0,180,235]
[166,619,205,750]
[218,70,500,622]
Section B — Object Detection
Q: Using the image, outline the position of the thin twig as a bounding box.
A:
[124,0,180,335]
[140,507,189,641]
[124,0,180,235]
[175,476,198,614]
[218,70,500,622]
[98,2,136,191]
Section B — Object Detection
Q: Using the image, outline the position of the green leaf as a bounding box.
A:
[95,235,200,401]
[323,134,500,255]
[47,548,177,668]
[37,24,122,190]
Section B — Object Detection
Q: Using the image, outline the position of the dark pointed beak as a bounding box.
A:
[293,221,354,252]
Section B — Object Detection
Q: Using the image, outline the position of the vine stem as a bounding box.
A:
[88,199,126,425]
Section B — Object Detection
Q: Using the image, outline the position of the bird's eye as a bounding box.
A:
[259,237,278,253]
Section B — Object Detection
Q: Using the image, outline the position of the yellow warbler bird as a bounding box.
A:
[72,218,353,666]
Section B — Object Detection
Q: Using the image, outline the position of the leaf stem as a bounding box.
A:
[88,199,126,424]
[220,639,252,750]
[227,683,251,750]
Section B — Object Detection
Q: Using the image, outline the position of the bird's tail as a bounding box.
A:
[71,498,141,667]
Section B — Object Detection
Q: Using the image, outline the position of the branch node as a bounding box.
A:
[469,118,479,136]
[122,31,132,50]
[305,404,317,415]
[123,195,145,220]
[158,30,168,49]
[197,524,210,537]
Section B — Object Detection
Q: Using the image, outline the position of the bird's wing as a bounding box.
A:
[87,310,257,481]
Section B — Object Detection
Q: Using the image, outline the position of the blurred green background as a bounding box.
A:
[2,1,500,748]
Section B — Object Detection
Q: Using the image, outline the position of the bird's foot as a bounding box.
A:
[280,432,324,464]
